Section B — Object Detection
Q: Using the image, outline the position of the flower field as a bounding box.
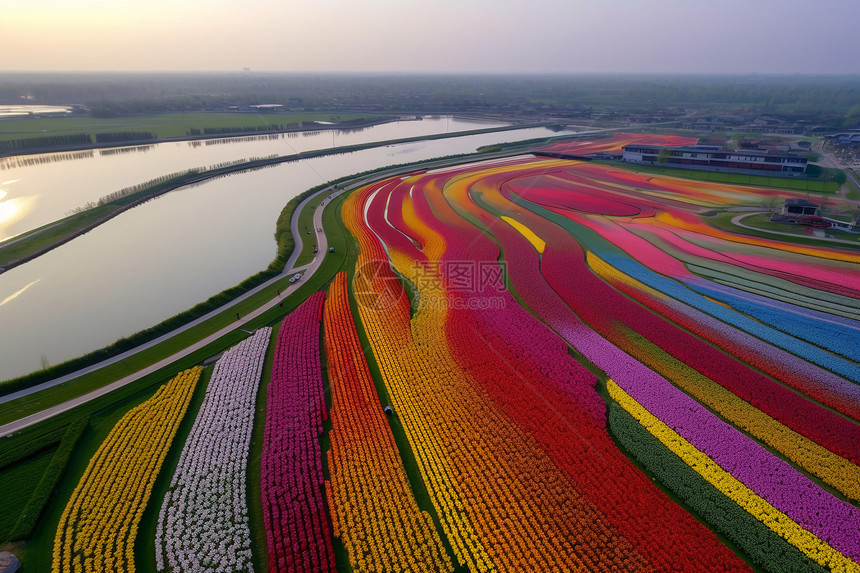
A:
[332,136,860,572]
[31,132,860,572]
[155,328,271,572]
[261,293,336,572]
[53,367,201,573]
[323,271,452,572]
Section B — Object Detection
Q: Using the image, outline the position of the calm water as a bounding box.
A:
[0,124,570,379]
[0,117,503,242]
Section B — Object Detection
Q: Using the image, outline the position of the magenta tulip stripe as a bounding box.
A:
[43,133,860,573]
[335,141,859,572]
[343,161,752,572]
[261,293,335,573]
[155,328,271,572]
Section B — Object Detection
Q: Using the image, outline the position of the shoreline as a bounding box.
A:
[0,121,555,274]
[0,115,398,159]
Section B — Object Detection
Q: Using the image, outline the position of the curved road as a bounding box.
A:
[0,184,343,436]
[0,149,536,436]
[731,211,860,247]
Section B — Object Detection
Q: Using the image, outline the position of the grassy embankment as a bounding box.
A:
[0,121,545,270]
[0,169,207,269]
[0,206,114,266]
[0,112,371,143]
[706,212,860,248]
[606,161,842,193]
[0,193,353,568]
[294,191,333,268]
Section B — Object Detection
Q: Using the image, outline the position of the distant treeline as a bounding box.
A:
[188,123,301,136]
[94,131,155,143]
[1,72,858,126]
[0,133,92,153]
[1,131,156,153]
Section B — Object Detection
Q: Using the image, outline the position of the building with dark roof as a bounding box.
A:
[782,199,819,216]
[622,144,808,174]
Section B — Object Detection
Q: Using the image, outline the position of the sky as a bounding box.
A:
[2,0,859,75]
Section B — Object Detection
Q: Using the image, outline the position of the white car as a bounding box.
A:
[289,273,302,283]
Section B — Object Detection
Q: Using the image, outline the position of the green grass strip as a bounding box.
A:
[606,161,841,193]
[8,416,89,541]
[0,113,372,143]
[607,402,826,573]
[0,427,65,470]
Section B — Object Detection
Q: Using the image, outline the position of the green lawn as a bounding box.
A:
[2,377,172,569]
[0,446,57,540]
[607,162,842,193]
[0,113,372,142]
[0,205,115,267]
[294,191,332,267]
[708,211,860,248]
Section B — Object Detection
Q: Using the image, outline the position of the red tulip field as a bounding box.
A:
[42,134,860,572]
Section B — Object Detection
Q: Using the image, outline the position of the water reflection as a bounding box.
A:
[0,278,39,307]
[201,133,283,146]
[0,124,567,379]
[0,117,505,241]
[0,150,95,170]
[98,145,152,156]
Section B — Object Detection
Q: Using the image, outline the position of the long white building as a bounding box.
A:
[622,144,808,174]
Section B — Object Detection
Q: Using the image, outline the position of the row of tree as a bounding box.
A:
[2,72,858,122]
[0,133,91,153]
[1,132,158,153]
[94,131,155,143]
[186,123,302,136]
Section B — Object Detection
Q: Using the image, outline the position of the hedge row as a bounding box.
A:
[0,427,65,470]
[0,133,92,153]
[202,124,287,135]
[93,131,156,144]
[607,402,826,573]
[9,416,89,541]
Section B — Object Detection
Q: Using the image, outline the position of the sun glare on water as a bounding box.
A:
[0,192,37,241]
[0,279,41,307]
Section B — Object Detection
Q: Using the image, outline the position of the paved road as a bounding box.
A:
[0,185,344,436]
[0,186,328,405]
[816,147,860,202]
[0,148,542,436]
[731,212,860,247]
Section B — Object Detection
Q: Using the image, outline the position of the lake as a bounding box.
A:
[0,120,574,380]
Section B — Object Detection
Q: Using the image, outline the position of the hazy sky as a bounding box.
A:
[3,0,858,74]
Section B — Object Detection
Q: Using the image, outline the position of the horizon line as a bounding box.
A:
[2,70,860,78]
